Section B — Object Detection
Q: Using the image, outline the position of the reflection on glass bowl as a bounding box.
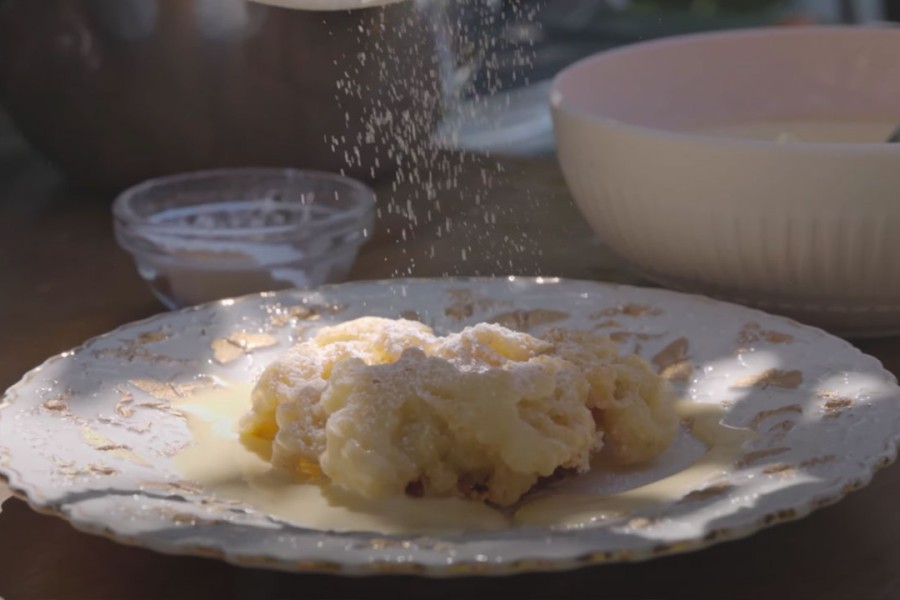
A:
[113,168,375,309]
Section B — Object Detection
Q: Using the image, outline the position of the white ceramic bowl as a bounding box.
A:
[551,26,900,337]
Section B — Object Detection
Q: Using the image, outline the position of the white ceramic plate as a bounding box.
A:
[2,278,899,576]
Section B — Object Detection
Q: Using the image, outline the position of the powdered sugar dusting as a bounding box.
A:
[434,323,552,371]
[240,316,677,506]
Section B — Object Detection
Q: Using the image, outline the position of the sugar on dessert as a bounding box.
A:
[239,317,677,507]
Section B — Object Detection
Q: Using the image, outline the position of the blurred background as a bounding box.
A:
[438,0,893,153]
[0,0,894,199]
[466,0,887,93]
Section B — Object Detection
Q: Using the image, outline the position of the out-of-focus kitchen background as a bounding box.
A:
[440,0,893,154]
[0,0,893,206]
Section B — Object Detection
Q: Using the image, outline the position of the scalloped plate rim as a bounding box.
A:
[2,277,899,576]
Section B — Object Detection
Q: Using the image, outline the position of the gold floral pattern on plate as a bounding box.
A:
[651,338,693,382]
[592,304,664,319]
[488,309,570,332]
[731,369,804,390]
[211,332,279,364]
[736,322,795,353]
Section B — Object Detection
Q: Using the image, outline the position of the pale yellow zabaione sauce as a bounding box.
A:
[174,383,754,534]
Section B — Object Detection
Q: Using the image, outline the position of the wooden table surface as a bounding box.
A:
[2,116,900,600]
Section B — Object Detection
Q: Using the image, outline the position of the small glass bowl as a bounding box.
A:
[113,168,375,309]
